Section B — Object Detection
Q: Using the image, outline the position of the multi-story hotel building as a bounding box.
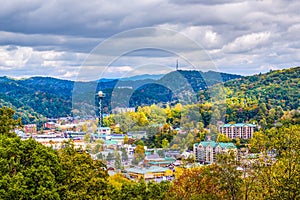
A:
[219,123,256,139]
[193,140,237,164]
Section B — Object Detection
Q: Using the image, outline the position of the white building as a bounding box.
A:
[193,139,237,163]
[112,107,135,114]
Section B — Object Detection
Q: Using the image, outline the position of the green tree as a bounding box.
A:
[121,148,128,161]
[83,133,92,143]
[217,133,232,143]
[0,137,64,199]
[0,107,22,137]
[114,151,122,170]
[124,135,129,144]
[134,139,144,146]
[106,152,115,162]
[116,180,170,200]
[132,145,145,165]
[92,143,102,154]
[92,139,104,154]
[161,138,169,149]
[185,133,194,150]
[249,125,300,199]
[81,123,88,133]
[215,151,243,200]
[147,181,170,200]
[58,141,109,199]
[97,153,104,160]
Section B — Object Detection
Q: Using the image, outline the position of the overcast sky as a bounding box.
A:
[0,0,300,80]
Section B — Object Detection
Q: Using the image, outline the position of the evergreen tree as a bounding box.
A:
[121,148,128,161]
[106,152,115,162]
[114,151,122,170]
[0,107,22,137]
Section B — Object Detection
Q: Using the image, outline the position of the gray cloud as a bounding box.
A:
[0,0,300,79]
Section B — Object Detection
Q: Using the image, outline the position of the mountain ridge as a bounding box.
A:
[1,67,297,125]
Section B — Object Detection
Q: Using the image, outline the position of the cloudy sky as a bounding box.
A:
[0,0,300,80]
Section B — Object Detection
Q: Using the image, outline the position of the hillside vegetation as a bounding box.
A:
[0,70,241,124]
[222,67,299,126]
[105,67,300,141]
[0,67,298,127]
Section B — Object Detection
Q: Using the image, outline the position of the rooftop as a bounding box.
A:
[195,141,236,149]
[221,123,256,128]
[127,166,170,174]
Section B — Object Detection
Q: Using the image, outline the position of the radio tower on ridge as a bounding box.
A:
[176,59,179,71]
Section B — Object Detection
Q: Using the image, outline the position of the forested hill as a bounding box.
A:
[0,76,73,124]
[1,67,299,125]
[0,70,241,124]
[107,67,299,133]
[219,67,300,125]
[224,67,299,110]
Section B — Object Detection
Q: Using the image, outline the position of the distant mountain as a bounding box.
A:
[119,74,165,81]
[99,78,117,82]
[0,76,73,125]
[159,70,242,91]
[98,74,164,84]
[18,76,74,98]
[126,70,242,107]
[0,69,244,124]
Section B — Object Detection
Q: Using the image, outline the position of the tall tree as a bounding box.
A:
[166,166,224,199]
[161,138,169,149]
[0,137,64,199]
[249,125,300,199]
[0,107,22,137]
[106,152,115,162]
[215,151,242,200]
[58,141,109,199]
[121,148,128,161]
[132,145,145,165]
[114,151,122,170]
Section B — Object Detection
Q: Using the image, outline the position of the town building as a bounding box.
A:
[31,133,67,149]
[123,144,136,157]
[127,131,147,139]
[112,107,135,114]
[219,123,256,139]
[127,166,173,181]
[144,153,176,167]
[93,133,133,145]
[110,134,132,145]
[97,127,111,135]
[104,140,118,149]
[193,139,237,164]
[64,131,87,140]
[24,124,37,133]
[43,122,57,130]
